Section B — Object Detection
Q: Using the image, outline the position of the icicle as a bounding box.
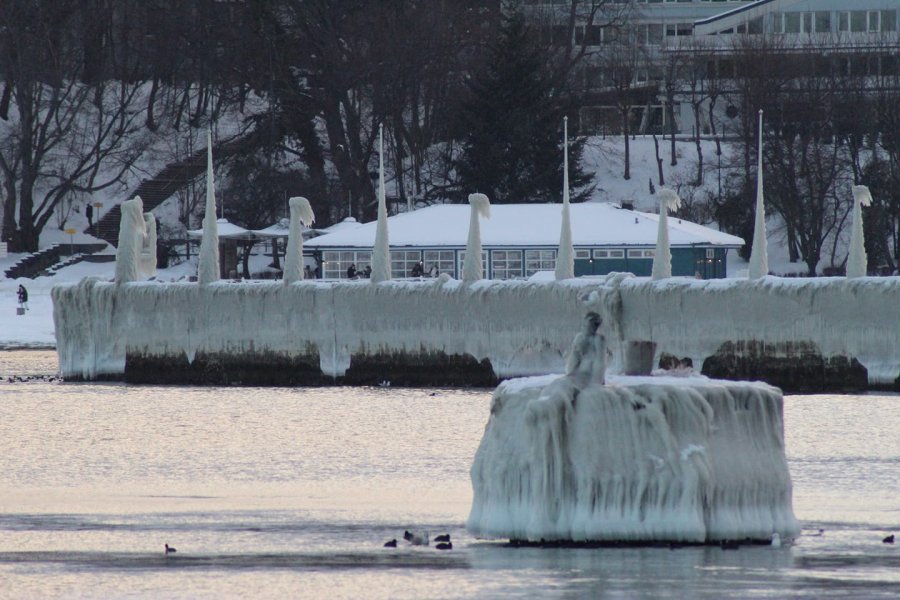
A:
[847,185,871,278]
[371,124,391,283]
[463,193,491,282]
[197,130,220,284]
[140,212,157,280]
[114,196,146,284]
[555,116,575,280]
[749,110,768,280]
[651,188,680,280]
[283,196,315,284]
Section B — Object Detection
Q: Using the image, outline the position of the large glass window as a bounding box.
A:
[883,10,897,32]
[423,250,455,277]
[322,250,372,279]
[524,249,557,276]
[815,12,831,33]
[491,250,523,280]
[390,250,422,278]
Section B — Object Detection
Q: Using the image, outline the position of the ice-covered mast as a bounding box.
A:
[370,124,391,283]
[651,188,680,280]
[847,185,872,278]
[283,196,315,284]
[555,116,574,280]
[114,196,147,284]
[463,193,491,282]
[749,110,768,279]
[197,130,220,284]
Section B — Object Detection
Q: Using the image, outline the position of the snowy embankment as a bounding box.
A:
[53,276,604,384]
[593,275,900,388]
[467,373,799,543]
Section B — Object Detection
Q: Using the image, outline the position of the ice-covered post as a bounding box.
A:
[651,188,680,280]
[283,196,315,284]
[197,130,220,284]
[847,185,872,278]
[555,116,574,280]
[140,212,157,280]
[114,196,147,284]
[463,193,491,282]
[370,124,391,283]
[749,109,768,279]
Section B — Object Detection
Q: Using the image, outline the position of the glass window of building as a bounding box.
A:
[524,249,557,276]
[490,250,523,280]
[884,11,897,32]
[390,250,421,278]
[422,250,455,277]
[815,12,831,33]
[322,250,372,279]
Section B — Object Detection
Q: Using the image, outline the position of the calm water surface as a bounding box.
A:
[0,351,898,599]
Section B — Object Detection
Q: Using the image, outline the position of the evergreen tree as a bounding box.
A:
[454,11,592,204]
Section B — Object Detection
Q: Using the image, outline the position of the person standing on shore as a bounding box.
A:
[17,284,29,311]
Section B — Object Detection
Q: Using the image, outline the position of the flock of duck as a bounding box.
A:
[157,530,896,555]
[383,531,452,551]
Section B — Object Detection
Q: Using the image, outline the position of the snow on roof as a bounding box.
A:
[305,203,744,249]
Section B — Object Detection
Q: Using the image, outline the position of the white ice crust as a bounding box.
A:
[52,274,900,385]
[467,372,800,543]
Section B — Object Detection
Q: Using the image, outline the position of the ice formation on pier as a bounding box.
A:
[651,188,680,281]
[114,196,157,283]
[467,313,799,543]
[555,116,574,281]
[847,185,871,279]
[749,110,768,280]
[463,193,490,282]
[197,131,220,285]
[283,196,314,284]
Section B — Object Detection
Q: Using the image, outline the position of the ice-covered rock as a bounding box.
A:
[467,313,799,543]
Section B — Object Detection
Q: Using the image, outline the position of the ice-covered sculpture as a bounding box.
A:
[749,110,768,280]
[114,196,147,284]
[140,212,157,280]
[651,188,680,280]
[555,116,574,281]
[468,312,799,544]
[370,124,391,283]
[846,185,871,279]
[283,196,315,284]
[197,130,220,285]
[463,193,490,282]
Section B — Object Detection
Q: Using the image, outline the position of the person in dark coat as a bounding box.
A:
[346,263,357,279]
[17,285,29,310]
[411,261,424,277]
[85,203,94,229]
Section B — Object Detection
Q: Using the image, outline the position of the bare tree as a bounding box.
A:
[0,1,149,252]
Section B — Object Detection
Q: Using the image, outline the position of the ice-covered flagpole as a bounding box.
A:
[555,116,574,280]
[370,124,391,283]
[140,212,157,280]
[114,196,146,284]
[847,184,872,278]
[749,109,768,279]
[463,193,491,282]
[651,187,680,280]
[197,130,220,284]
[283,196,315,284]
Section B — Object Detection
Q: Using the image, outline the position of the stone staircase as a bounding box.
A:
[89,128,266,247]
[4,243,109,279]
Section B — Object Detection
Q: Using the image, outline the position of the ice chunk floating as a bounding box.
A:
[467,313,799,544]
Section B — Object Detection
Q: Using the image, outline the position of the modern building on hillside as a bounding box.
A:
[518,0,900,135]
[304,202,744,280]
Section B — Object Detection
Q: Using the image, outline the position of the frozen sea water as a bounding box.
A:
[0,351,897,599]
